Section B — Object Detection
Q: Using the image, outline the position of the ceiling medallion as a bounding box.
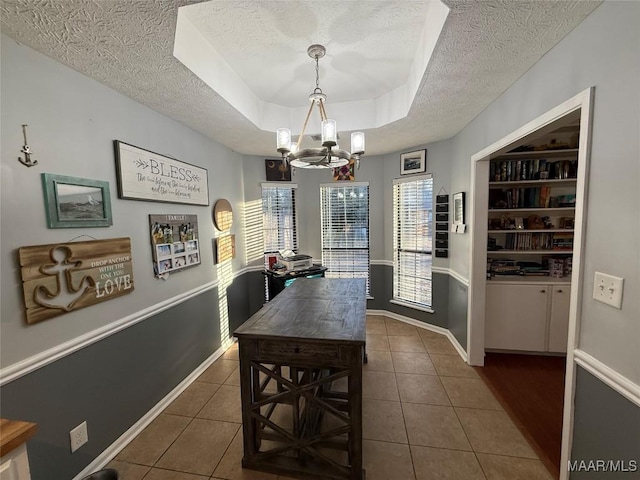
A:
[276,45,365,170]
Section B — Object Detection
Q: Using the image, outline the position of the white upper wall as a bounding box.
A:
[0,35,246,367]
[447,1,639,383]
[241,144,453,270]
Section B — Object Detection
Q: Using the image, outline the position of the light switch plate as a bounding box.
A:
[593,272,624,309]
[70,421,88,453]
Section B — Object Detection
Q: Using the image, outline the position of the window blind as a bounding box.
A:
[393,175,433,308]
[320,182,370,295]
[262,183,298,260]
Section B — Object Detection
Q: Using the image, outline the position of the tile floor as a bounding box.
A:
[108,316,553,480]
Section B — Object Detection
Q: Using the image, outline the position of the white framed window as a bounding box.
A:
[262,182,298,257]
[320,182,370,295]
[393,174,433,308]
[262,182,298,267]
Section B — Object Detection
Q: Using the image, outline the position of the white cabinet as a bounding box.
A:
[0,419,36,480]
[0,444,32,480]
[548,286,571,353]
[486,284,549,351]
[485,282,570,353]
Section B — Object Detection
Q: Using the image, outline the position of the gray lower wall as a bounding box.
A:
[0,286,222,480]
[227,270,266,333]
[370,264,468,349]
[0,265,464,479]
[570,367,640,479]
[447,276,468,350]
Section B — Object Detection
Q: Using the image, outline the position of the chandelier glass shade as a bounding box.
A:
[276,45,365,170]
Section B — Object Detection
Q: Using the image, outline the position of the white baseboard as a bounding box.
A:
[72,340,234,480]
[75,308,470,479]
[2,264,468,387]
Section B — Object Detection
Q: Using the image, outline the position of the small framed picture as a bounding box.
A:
[400,149,426,175]
[158,259,173,273]
[265,159,291,181]
[41,173,112,228]
[156,244,171,258]
[453,192,466,226]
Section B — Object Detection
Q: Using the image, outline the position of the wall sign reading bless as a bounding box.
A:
[114,141,209,206]
[18,237,134,325]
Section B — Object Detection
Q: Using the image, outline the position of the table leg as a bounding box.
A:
[239,341,258,463]
[349,347,364,479]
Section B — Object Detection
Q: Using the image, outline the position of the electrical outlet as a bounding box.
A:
[593,272,624,309]
[70,421,88,453]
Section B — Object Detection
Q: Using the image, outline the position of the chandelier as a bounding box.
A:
[276,44,365,169]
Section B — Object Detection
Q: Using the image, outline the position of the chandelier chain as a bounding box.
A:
[276,44,364,170]
[315,55,320,92]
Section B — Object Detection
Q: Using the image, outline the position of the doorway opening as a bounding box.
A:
[467,88,594,480]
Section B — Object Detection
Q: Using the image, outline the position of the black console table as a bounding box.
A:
[262,265,327,300]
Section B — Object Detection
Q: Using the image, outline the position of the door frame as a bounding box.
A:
[466,86,594,479]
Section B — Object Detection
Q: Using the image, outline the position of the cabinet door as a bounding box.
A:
[485,284,549,351]
[0,444,32,480]
[548,286,571,353]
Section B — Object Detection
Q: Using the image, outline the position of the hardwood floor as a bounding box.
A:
[475,352,566,479]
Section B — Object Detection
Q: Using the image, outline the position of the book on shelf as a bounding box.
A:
[552,232,573,250]
[539,159,547,176]
[488,259,522,276]
[503,232,555,250]
[518,261,549,276]
[487,259,551,277]
[489,185,575,210]
[495,231,576,251]
[543,256,572,278]
[491,158,577,183]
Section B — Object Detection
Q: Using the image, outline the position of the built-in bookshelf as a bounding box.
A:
[487,147,577,280]
[483,117,582,356]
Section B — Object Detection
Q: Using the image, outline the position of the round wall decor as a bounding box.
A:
[213,199,233,231]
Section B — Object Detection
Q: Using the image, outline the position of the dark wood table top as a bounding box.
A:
[234,278,366,344]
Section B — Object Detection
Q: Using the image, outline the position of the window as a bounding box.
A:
[393,175,433,309]
[261,182,298,263]
[320,182,370,295]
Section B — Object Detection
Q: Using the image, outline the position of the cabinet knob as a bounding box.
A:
[557,289,563,293]
[540,289,546,293]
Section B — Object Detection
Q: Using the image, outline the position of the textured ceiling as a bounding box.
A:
[0,0,601,157]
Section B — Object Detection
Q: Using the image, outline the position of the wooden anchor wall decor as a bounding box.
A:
[18,237,134,325]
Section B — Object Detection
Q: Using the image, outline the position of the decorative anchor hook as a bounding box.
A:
[18,124,38,167]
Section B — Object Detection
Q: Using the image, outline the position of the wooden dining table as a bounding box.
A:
[234,277,367,480]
